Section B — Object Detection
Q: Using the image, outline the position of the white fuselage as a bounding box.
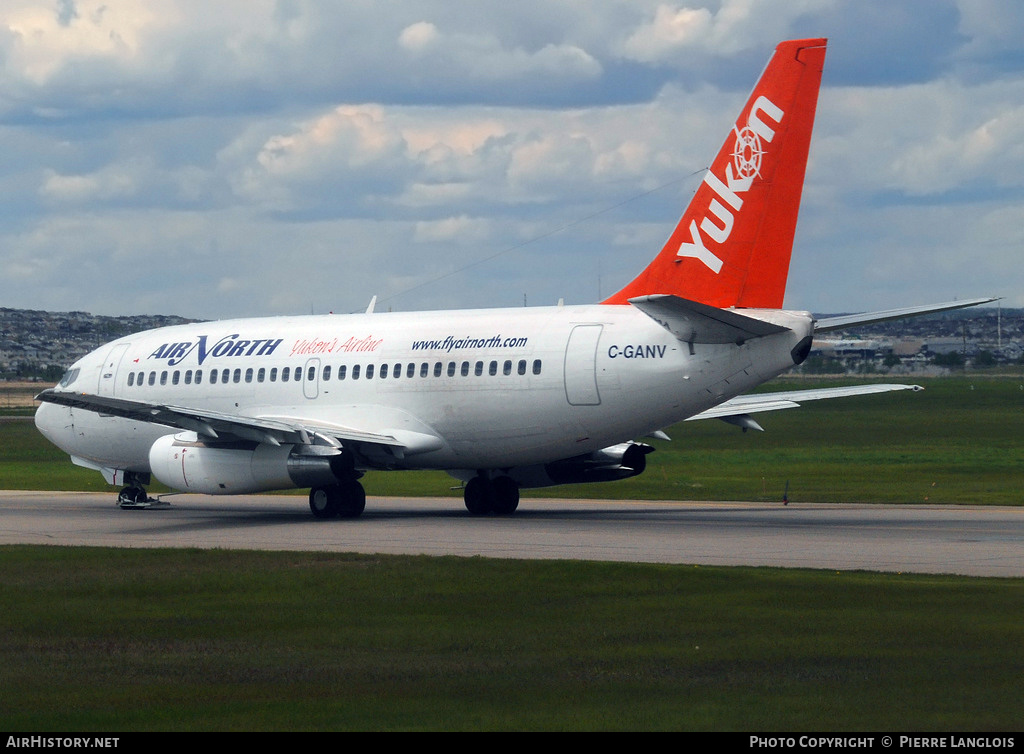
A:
[34,303,814,477]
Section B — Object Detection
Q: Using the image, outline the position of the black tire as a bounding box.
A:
[337,479,366,518]
[463,476,492,515]
[118,486,147,505]
[309,486,339,519]
[490,476,520,515]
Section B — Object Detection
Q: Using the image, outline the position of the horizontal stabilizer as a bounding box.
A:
[815,298,998,333]
[629,294,790,345]
[688,383,922,423]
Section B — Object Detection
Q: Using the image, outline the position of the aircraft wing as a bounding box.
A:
[814,298,997,332]
[686,383,922,430]
[35,389,442,458]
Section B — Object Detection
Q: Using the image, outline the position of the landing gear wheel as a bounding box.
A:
[463,475,520,515]
[309,486,339,519]
[337,479,366,519]
[117,486,149,508]
[463,477,492,515]
[491,476,520,515]
[309,481,366,520]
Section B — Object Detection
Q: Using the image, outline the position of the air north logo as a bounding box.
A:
[148,334,283,366]
[676,95,784,273]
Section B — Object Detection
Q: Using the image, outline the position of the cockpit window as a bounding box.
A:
[58,368,80,388]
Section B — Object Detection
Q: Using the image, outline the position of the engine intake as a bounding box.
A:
[149,433,351,495]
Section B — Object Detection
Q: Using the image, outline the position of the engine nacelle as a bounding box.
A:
[497,441,654,489]
[149,433,350,495]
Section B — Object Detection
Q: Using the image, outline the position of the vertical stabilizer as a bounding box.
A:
[603,38,826,309]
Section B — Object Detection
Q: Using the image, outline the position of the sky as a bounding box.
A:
[2,0,1023,320]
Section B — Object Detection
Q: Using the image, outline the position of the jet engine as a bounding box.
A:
[148,433,351,495]
[501,441,654,489]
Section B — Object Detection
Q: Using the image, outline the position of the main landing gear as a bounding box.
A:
[309,479,367,519]
[463,475,520,516]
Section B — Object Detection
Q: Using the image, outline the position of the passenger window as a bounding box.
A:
[128,373,135,387]
[461,362,470,377]
[160,371,168,386]
[184,370,192,385]
[172,371,180,385]
[210,370,218,385]
[489,361,497,376]
[244,368,253,383]
[322,366,331,381]
[434,362,442,378]
[282,367,290,382]
[221,368,230,384]
[233,369,241,383]
[338,365,346,380]
[447,362,456,377]
[257,368,265,383]
[533,359,542,375]
[366,364,375,379]
[148,372,156,386]
[518,360,526,375]
[503,360,512,376]
[380,364,389,379]
[195,370,202,385]
[270,367,277,382]
[352,365,361,380]
[307,366,315,381]
[474,361,483,376]
[407,363,416,378]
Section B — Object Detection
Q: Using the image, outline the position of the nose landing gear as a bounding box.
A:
[117,485,168,509]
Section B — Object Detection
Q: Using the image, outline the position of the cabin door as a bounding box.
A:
[564,325,602,406]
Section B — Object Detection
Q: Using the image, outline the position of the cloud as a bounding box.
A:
[618,0,834,63]
[807,75,1024,201]
[231,104,408,212]
[398,21,440,52]
[393,18,603,103]
[620,5,719,62]
[1,1,1023,320]
[3,0,162,85]
[413,215,491,244]
[39,164,139,203]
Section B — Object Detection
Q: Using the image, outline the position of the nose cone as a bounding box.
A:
[34,400,69,451]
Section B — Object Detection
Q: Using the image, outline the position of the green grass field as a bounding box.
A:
[2,376,1022,730]
[1,546,1021,731]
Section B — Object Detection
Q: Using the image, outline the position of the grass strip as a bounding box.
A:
[1,546,1021,731]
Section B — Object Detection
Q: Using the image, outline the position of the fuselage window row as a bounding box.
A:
[126,359,543,388]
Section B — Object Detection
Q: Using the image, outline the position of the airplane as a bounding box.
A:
[34,38,993,518]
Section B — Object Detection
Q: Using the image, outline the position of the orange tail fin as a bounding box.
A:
[603,38,827,309]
